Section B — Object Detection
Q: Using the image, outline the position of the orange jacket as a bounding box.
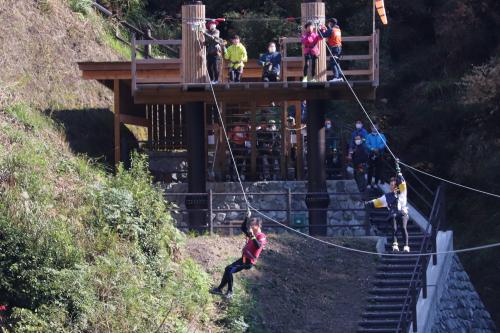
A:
[326,27,342,47]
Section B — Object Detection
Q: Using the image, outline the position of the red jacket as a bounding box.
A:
[242,232,267,264]
[301,32,322,56]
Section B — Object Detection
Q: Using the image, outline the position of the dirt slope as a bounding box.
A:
[0,0,120,110]
[185,234,378,333]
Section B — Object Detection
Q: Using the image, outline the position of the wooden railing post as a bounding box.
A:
[208,189,213,235]
[131,33,137,95]
[144,28,152,58]
[287,188,292,224]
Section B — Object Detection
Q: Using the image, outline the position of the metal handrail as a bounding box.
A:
[396,184,443,332]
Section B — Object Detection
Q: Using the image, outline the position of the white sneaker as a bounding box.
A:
[392,242,399,252]
[302,77,308,83]
[403,245,410,253]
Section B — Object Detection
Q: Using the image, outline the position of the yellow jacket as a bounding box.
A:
[224,43,248,69]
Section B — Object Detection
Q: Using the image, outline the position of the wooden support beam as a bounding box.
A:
[113,79,121,168]
[306,99,329,236]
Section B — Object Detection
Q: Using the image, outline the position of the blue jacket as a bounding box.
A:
[349,128,368,149]
[365,132,387,152]
[258,52,281,74]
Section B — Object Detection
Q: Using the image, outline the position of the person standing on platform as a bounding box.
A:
[204,19,225,84]
[224,35,248,82]
[322,18,343,82]
[366,123,387,188]
[301,22,322,83]
[259,42,282,82]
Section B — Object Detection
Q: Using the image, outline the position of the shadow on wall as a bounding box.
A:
[46,108,138,169]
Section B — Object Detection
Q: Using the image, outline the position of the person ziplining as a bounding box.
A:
[365,160,410,252]
[210,211,268,299]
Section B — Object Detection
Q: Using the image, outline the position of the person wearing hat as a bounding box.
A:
[204,19,225,83]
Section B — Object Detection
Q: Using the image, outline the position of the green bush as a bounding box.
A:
[0,104,215,332]
[67,0,93,15]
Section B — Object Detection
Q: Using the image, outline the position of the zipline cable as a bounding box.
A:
[193,25,500,257]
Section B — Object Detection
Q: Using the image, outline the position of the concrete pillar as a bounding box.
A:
[305,99,330,235]
[301,0,327,81]
[182,2,208,231]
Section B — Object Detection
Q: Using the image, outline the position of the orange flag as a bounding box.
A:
[375,0,388,25]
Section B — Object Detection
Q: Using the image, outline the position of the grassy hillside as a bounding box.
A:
[0,1,223,331]
[0,104,217,332]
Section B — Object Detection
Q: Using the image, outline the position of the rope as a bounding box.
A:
[193,25,500,257]
[195,33,250,207]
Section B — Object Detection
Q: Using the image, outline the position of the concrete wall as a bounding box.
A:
[410,231,496,333]
[163,180,368,236]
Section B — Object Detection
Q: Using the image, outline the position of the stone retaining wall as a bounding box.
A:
[163,180,369,236]
[430,255,496,333]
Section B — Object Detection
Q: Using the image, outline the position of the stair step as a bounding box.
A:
[375,272,414,279]
[369,288,410,296]
[362,311,404,319]
[367,295,409,303]
[377,264,421,272]
[380,257,419,265]
[357,328,403,333]
[365,303,405,312]
[374,279,412,287]
[358,319,400,328]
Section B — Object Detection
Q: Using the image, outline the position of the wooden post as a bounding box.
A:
[295,101,304,180]
[250,102,257,180]
[144,29,152,58]
[305,99,329,235]
[182,2,208,231]
[301,0,327,81]
[182,2,207,84]
[113,79,121,168]
[280,103,287,180]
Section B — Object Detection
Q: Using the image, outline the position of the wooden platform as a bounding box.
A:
[78,61,376,104]
[134,80,376,103]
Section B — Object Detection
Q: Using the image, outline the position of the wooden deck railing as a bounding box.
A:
[280,30,380,83]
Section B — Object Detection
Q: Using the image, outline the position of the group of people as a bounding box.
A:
[347,120,387,193]
[202,18,344,83]
[228,119,282,181]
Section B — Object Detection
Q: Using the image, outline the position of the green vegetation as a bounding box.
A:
[0,104,215,332]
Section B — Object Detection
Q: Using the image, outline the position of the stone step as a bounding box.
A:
[358,319,400,328]
[362,311,405,320]
[380,257,419,265]
[369,288,410,296]
[367,295,409,304]
[373,279,412,288]
[357,328,403,333]
[377,264,421,272]
[375,272,415,280]
[365,303,405,312]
